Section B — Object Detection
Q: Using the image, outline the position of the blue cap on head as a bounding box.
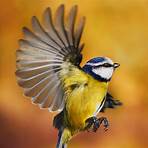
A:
[86,57,106,64]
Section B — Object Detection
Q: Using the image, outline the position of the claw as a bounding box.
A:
[98,117,109,131]
[85,116,109,132]
[85,116,97,132]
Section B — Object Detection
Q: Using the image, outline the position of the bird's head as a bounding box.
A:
[82,57,120,82]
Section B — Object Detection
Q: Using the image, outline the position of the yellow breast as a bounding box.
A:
[62,66,108,130]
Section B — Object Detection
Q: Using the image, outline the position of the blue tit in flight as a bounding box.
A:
[15,4,122,148]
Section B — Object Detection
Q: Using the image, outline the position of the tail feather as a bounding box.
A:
[54,111,71,148]
[56,130,62,148]
[62,144,67,148]
[56,130,67,148]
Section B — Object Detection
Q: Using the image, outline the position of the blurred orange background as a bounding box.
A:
[0,0,148,148]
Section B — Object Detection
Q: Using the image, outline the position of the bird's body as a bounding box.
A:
[53,62,110,146]
[61,64,108,130]
[15,4,122,148]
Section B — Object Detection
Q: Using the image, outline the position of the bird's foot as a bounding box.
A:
[98,117,109,131]
[85,116,109,132]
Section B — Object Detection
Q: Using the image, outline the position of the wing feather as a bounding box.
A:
[74,16,85,48]
[51,84,64,111]
[55,5,70,48]
[100,93,122,112]
[32,16,62,50]
[23,27,62,52]
[39,81,61,108]
[66,5,77,46]
[43,7,65,48]
[16,4,85,111]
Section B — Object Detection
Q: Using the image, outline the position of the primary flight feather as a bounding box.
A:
[16,4,122,148]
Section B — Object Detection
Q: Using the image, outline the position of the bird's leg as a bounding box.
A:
[85,116,109,132]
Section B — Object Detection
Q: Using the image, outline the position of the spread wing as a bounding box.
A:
[16,5,85,112]
[100,93,122,112]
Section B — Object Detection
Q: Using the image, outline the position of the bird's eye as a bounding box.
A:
[103,63,112,67]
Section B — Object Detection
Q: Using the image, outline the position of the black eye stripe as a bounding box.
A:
[103,63,113,67]
[95,63,113,68]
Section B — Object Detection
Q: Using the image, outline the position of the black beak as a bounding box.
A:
[113,63,120,69]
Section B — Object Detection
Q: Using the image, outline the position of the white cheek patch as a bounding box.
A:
[92,67,114,80]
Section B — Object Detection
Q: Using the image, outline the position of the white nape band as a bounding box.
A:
[86,61,106,66]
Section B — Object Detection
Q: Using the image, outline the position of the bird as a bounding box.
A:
[15,4,122,148]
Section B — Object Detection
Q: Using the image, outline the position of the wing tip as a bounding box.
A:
[43,6,51,16]
[57,4,65,12]
[22,26,28,32]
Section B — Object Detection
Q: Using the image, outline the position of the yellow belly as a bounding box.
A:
[65,76,108,130]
